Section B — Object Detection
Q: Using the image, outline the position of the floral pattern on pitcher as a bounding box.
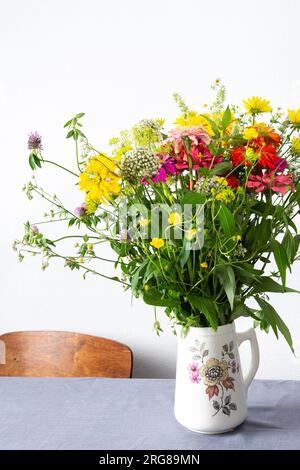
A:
[188,340,239,417]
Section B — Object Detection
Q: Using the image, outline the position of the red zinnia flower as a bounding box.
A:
[231,145,287,171]
[226,175,241,189]
[259,145,287,171]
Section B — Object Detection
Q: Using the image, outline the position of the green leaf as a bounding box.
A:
[76,129,86,139]
[256,297,294,351]
[33,154,42,168]
[282,231,296,264]
[66,129,74,139]
[179,243,191,268]
[74,112,85,119]
[272,240,289,288]
[182,191,206,205]
[143,290,176,307]
[188,293,219,330]
[251,276,299,294]
[211,162,233,176]
[221,106,232,130]
[199,114,220,137]
[234,265,261,284]
[216,265,236,310]
[218,205,237,238]
[28,154,36,171]
[230,301,260,322]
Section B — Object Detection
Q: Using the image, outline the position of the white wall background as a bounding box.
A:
[1,0,300,378]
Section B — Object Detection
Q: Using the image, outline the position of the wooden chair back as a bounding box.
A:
[0,331,132,378]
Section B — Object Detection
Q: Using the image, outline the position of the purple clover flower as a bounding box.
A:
[74,204,87,218]
[28,132,43,151]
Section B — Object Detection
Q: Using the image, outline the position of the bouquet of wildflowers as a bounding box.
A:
[16,82,300,348]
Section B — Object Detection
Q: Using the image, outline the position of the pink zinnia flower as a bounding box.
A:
[247,173,295,194]
[142,155,176,184]
[152,155,176,183]
[166,125,220,171]
[167,125,211,150]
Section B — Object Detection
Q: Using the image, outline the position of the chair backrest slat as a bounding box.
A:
[0,331,132,378]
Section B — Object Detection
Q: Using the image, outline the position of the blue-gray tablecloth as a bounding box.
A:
[0,378,299,450]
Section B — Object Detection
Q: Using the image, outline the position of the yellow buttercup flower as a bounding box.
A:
[186,228,197,241]
[243,96,272,114]
[168,212,181,225]
[200,262,208,269]
[291,136,300,154]
[79,155,121,209]
[150,238,165,249]
[232,234,242,242]
[243,127,259,140]
[139,218,149,227]
[288,108,300,127]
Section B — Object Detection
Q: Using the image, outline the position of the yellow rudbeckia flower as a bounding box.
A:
[242,96,272,114]
[292,136,300,154]
[79,155,120,208]
[288,108,300,127]
[150,238,165,249]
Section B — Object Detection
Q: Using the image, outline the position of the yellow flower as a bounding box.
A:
[144,284,150,292]
[87,243,94,251]
[168,212,181,225]
[288,108,300,127]
[292,136,300,154]
[150,238,165,249]
[79,155,121,209]
[139,218,149,227]
[211,187,235,203]
[243,127,259,140]
[186,228,197,241]
[215,176,228,186]
[200,262,208,269]
[243,96,272,114]
[232,234,242,242]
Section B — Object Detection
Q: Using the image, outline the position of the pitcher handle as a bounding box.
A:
[236,328,260,393]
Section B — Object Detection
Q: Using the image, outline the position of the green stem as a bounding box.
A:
[42,160,78,177]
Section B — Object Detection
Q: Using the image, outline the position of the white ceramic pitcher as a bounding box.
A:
[174,323,259,434]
